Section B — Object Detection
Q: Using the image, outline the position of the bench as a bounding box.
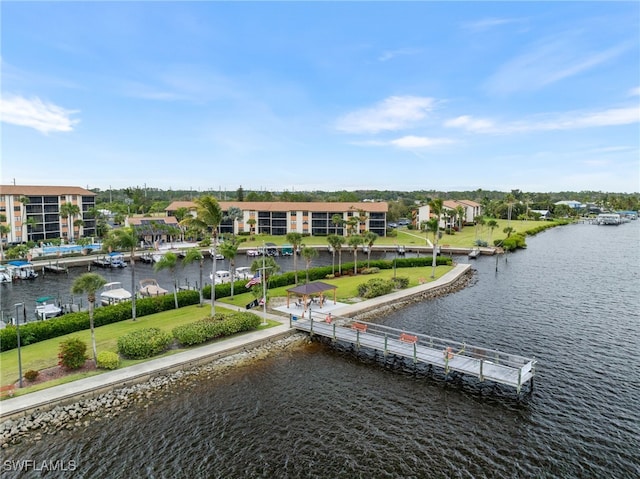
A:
[0,384,16,398]
[399,333,418,344]
[351,322,367,333]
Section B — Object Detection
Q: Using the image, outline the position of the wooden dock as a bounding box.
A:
[291,315,536,394]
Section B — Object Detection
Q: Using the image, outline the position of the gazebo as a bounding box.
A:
[286,281,338,316]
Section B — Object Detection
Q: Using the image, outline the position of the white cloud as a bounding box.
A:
[389,135,453,149]
[629,86,640,96]
[378,48,421,62]
[486,36,631,95]
[335,96,436,134]
[444,115,495,132]
[444,106,639,134]
[462,17,524,32]
[0,95,79,133]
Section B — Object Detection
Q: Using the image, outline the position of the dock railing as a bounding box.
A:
[292,313,536,393]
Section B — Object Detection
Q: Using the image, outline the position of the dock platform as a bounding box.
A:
[292,315,536,394]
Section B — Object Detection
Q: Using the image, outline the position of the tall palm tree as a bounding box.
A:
[487,219,499,244]
[180,195,222,317]
[224,206,243,237]
[60,202,81,242]
[219,240,239,298]
[505,194,516,227]
[300,246,318,283]
[428,198,443,279]
[363,231,378,267]
[182,247,204,306]
[348,235,363,275]
[0,214,9,261]
[331,214,343,235]
[326,234,344,275]
[104,226,139,320]
[154,252,179,309]
[71,272,107,363]
[455,205,466,231]
[19,196,29,243]
[246,218,256,236]
[285,232,303,284]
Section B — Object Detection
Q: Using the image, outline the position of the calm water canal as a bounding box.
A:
[2,222,639,478]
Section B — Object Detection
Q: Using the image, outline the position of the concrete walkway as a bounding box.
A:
[0,263,471,421]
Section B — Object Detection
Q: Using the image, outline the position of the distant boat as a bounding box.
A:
[235,267,254,281]
[35,296,62,320]
[246,249,260,257]
[281,244,294,256]
[7,260,38,280]
[396,245,406,256]
[138,278,169,297]
[209,270,232,284]
[0,265,12,283]
[468,247,480,259]
[100,282,133,306]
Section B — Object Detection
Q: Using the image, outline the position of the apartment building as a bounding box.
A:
[0,185,97,245]
[166,201,389,237]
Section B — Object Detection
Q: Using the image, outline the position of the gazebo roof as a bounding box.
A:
[287,282,337,295]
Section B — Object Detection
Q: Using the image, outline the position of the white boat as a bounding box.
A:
[0,265,12,283]
[107,252,127,268]
[139,278,169,297]
[209,270,232,284]
[100,282,133,306]
[235,267,254,281]
[7,260,38,280]
[35,296,62,320]
[209,248,224,260]
[246,249,261,257]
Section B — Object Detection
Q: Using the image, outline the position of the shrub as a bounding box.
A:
[96,351,120,370]
[173,311,262,347]
[24,369,39,381]
[58,337,87,370]
[393,276,410,289]
[357,278,395,299]
[361,267,380,275]
[117,328,173,359]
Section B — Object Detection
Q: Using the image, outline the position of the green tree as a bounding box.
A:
[154,252,180,309]
[246,218,256,236]
[19,196,29,243]
[348,235,363,275]
[182,247,205,306]
[60,202,81,242]
[327,234,345,275]
[71,272,107,363]
[487,219,499,244]
[428,198,443,279]
[503,226,515,238]
[219,240,239,298]
[363,231,378,267]
[224,206,243,237]
[455,205,466,230]
[104,226,139,320]
[0,214,10,261]
[285,232,304,284]
[300,246,318,283]
[181,195,222,317]
[331,214,344,235]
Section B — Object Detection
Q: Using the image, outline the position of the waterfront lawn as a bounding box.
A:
[218,264,453,309]
[238,219,554,249]
[0,304,277,391]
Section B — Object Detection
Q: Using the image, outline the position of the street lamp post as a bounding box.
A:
[15,303,23,388]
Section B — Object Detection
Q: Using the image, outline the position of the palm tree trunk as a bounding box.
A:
[173,279,179,309]
[89,302,97,363]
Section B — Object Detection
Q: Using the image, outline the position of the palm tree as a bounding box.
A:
[246,218,256,236]
[363,231,378,267]
[219,240,239,298]
[60,202,81,242]
[348,235,363,275]
[331,214,344,235]
[182,247,204,306]
[455,205,466,231]
[180,195,222,317]
[326,234,344,275]
[300,246,318,283]
[428,198,443,279]
[224,206,243,237]
[154,252,179,309]
[505,194,516,227]
[285,232,304,284]
[71,273,107,363]
[487,219,498,244]
[503,226,515,238]
[19,196,29,243]
[104,226,139,320]
[0,214,10,261]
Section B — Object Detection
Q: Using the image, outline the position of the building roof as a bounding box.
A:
[166,201,388,213]
[287,281,337,295]
[0,185,96,196]
[127,216,179,226]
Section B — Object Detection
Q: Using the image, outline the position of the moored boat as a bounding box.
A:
[100,282,133,306]
[35,296,63,320]
[0,265,12,283]
[139,278,169,297]
[7,260,38,280]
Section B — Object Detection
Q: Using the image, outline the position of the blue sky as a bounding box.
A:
[2,2,639,193]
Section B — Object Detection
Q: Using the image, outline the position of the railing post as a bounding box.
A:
[384,334,388,357]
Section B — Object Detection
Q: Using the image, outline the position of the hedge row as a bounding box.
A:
[172,311,261,347]
[117,328,174,359]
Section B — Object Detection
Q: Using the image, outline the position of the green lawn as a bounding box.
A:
[0,304,279,392]
[235,219,554,249]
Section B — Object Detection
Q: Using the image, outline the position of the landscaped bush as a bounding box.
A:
[501,234,527,251]
[117,328,173,359]
[361,267,380,275]
[58,337,87,370]
[96,351,120,370]
[0,290,201,352]
[24,369,39,381]
[357,278,395,299]
[172,311,262,347]
[393,276,410,289]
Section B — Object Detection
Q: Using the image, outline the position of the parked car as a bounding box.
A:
[388,222,398,228]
